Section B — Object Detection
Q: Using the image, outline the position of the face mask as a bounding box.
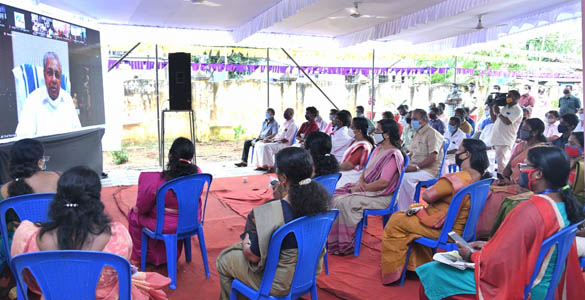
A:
[265,113,271,119]
[429,113,437,120]
[564,89,570,95]
[373,133,384,144]
[305,114,311,121]
[455,151,467,167]
[356,113,364,118]
[522,89,529,95]
[518,129,531,140]
[348,129,356,138]
[452,88,457,93]
[411,120,421,130]
[565,144,583,158]
[547,118,556,124]
[448,125,456,134]
[558,124,569,133]
[518,168,539,191]
[329,114,335,121]
[485,109,490,117]
[284,113,290,120]
[332,125,338,131]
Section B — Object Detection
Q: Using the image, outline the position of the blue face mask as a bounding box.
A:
[265,113,271,119]
[518,129,531,140]
[448,125,456,134]
[485,109,490,117]
[411,120,421,130]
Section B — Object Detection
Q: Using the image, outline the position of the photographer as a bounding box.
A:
[490,90,523,176]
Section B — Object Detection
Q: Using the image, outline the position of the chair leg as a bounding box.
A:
[310,283,318,300]
[323,251,329,275]
[399,244,413,286]
[140,232,148,271]
[184,237,192,263]
[164,235,178,289]
[230,286,238,300]
[413,184,421,204]
[198,227,211,278]
[354,219,364,257]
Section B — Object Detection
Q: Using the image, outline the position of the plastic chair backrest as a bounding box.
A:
[290,129,299,146]
[438,178,493,243]
[11,250,131,300]
[313,173,341,196]
[388,155,410,211]
[437,139,450,178]
[154,173,212,235]
[524,222,581,300]
[363,146,376,168]
[0,193,54,260]
[258,210,338,298]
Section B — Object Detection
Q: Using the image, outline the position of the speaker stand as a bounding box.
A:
[160,109,197,167]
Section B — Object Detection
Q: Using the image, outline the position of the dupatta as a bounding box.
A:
[340,140,373,171]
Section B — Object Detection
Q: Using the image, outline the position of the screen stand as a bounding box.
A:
[160,108,197,167]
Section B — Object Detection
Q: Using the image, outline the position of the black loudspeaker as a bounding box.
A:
[168,52,192,110]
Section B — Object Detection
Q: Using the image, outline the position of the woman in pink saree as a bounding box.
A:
[336,117,374,188]
[11,166,170,300]
[128,137,201,266]
[328,119,404,255]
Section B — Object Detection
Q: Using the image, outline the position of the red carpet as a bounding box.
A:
[102,174,420,300]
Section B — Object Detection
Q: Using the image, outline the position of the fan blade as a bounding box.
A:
[194,1,221,6]
[328,16,347,20]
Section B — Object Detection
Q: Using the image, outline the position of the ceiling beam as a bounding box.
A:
[232,0,321,43]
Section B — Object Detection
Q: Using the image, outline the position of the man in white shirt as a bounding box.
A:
[444,116,466,154]
[544,110,560,142]
[314,108,328,132]
[16,52,80,137]
[331,110,354,162]
[490,90,523,176]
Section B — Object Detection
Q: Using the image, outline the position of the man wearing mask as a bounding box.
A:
[314,108,328,132]
[401,111,415,151]
[397,104,409,127]
[251,108,297,171]
[491,90,523,176]
[518,84,535,108]
[295,106,319,144]
[445,84,462,117]
[396,109,444,210]
[323,109,338,134]
[559,85,581,116]
[543,110,560,142]
[552,113,579,149]
[444,116,466,154]
[356,105,376,134]
[454,108,473,135]
[235,108,279,167]
[331,110,354,162]
[428,107,445,135]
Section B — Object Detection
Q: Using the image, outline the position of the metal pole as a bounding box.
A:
[108,42,141,72]
[280,48,339,110]
[371,49,375,118]
[267,48,270,108]
[453,56,458,84]
[155,44,162,167]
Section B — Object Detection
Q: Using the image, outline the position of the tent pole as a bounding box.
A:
[155,44,162,167]
[108,42,141,72]
[267,48,270,108]
[371,49,375,118]
[453,56,458,84]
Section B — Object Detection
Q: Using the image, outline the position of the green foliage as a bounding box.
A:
[233,125,246,140]
[111,149,129,165]
[201,49,262,80]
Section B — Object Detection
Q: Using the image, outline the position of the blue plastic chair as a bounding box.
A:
[230,210,339,300]
[354,156,410,257]
[580,257,585,271]
[313,173,342,275]
[399,178,494,285]
[11,250,131,300]
[0,193,55,261]
[524,221,582,300]
[141,173,212,289]
[363,147,375,169]
[413,140,450,204]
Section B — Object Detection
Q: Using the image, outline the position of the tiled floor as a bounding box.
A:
[101,160,268,187]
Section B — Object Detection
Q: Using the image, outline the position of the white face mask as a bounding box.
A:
[348,129,356,138]
[373,133,384,144]
[547,117,556,124]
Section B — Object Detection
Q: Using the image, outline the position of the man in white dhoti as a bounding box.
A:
[331,110,354,163]
[252,108,297,171]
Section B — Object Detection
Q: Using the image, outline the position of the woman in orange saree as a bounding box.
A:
[475,118,547,239]
[380,139,490,285]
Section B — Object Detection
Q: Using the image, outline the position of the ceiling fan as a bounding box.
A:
[184,0,221,7]
[328,1,387,20]
[471,14,507,30]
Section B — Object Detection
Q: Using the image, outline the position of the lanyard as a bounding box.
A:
[540,189,560,195]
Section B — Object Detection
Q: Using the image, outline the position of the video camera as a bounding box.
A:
[486,92,511,106]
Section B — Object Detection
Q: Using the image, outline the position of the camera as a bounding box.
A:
[486,92,509,106]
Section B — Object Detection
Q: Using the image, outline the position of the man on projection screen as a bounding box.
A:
[15,52,81,137]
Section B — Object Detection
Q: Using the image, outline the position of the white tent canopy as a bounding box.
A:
[18,0,581,49]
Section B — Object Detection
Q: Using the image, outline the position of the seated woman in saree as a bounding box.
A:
[328,119,404,255]
[128,137,201,266]
[11,166,171,300]
[380,139,490,285]
[216,147,329,300]
[475,118,547,239]
[272,132,338,200]
[335,117,374,188]
[417,146,585,300]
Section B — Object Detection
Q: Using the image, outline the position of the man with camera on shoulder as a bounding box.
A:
[490,90,523,176]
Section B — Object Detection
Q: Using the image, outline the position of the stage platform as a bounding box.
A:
[103,173,421,300]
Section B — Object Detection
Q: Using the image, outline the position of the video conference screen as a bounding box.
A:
[0,3,105,140]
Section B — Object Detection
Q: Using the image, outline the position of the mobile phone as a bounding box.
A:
[448,231,475,253]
